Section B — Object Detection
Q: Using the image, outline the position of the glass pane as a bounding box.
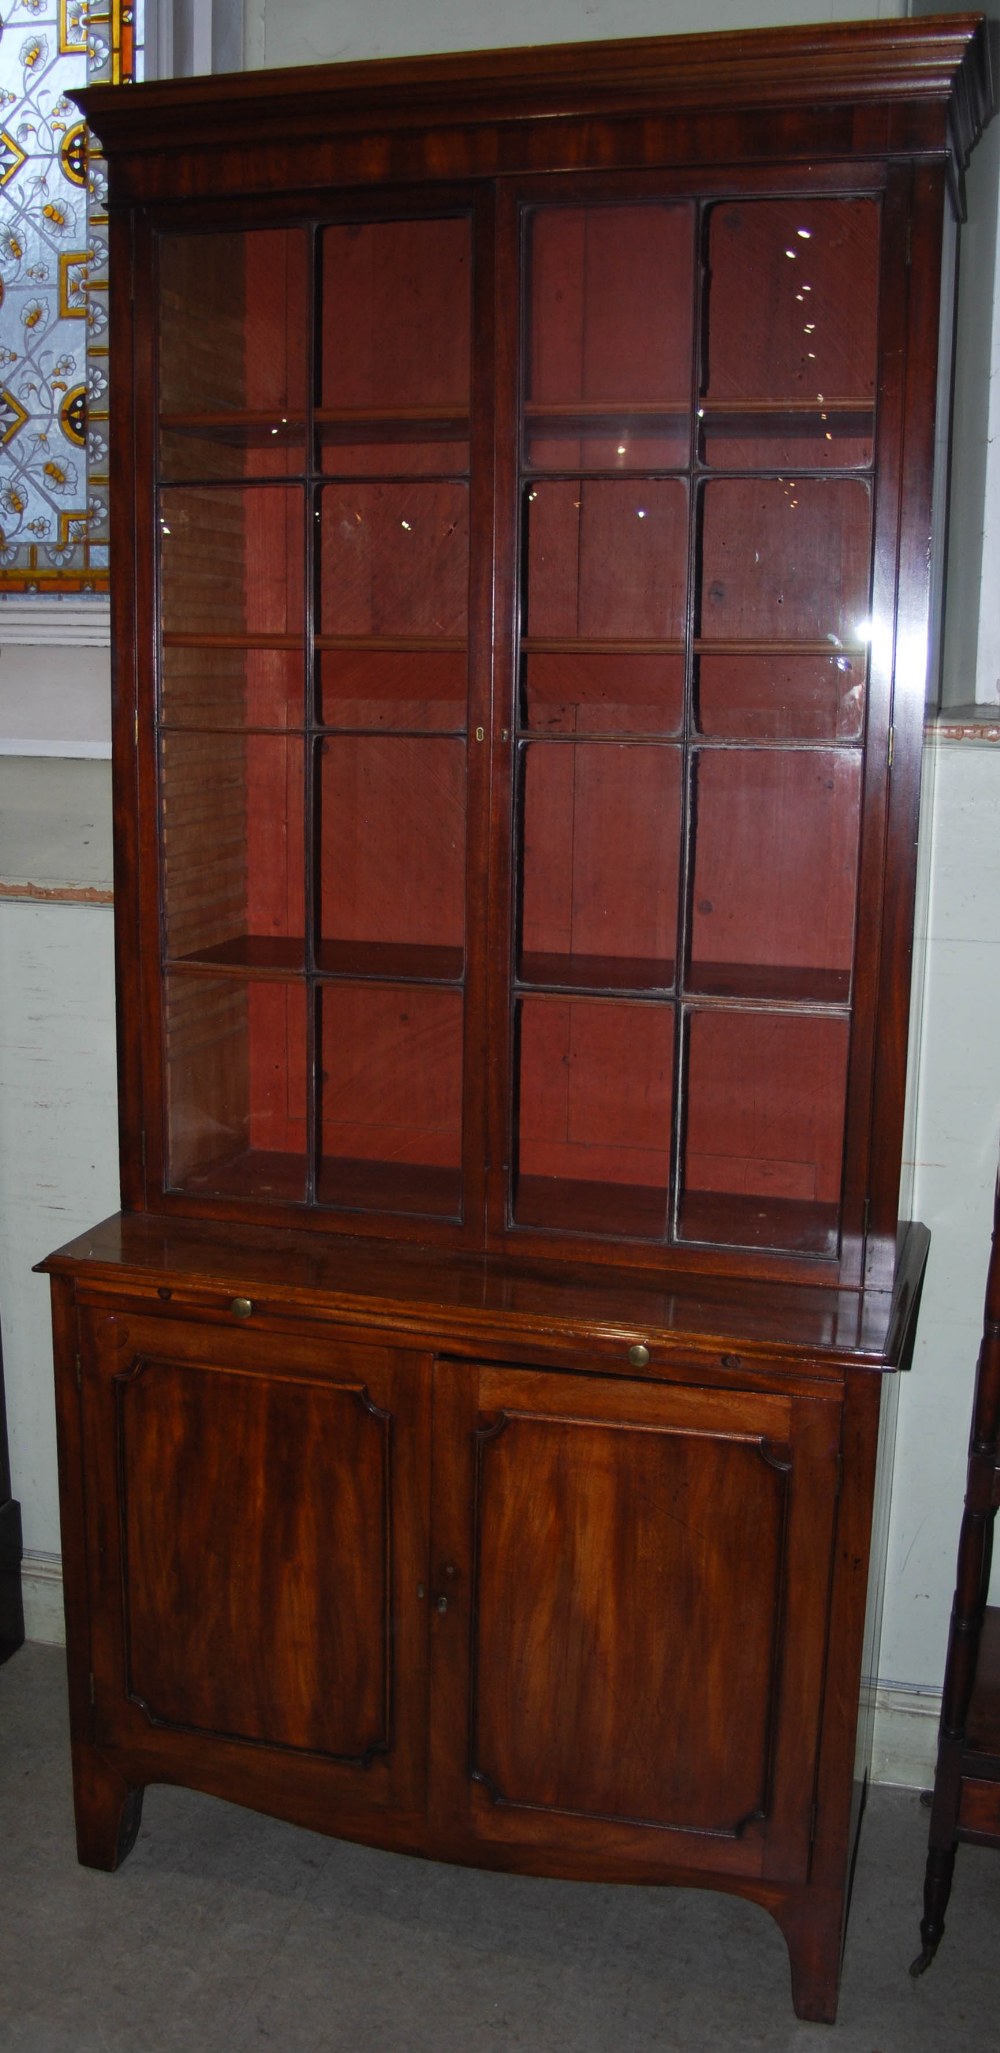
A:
[520,742,680,991]
[696,652,864,742]
[162,732,304,971]
[523,651,683,737]
[319,649,467,732]
[702,199,878,468]
[525,480,687,644]
[320,217,470,475]
[318,983,463,1217]
[319,483,468,640]
[161,645,303,730]
[688,749,861,1003]
[159,230,308,479]
[160,486,305,639]
[698,479,870,646]
[525,203,693,470]
[680,1011,848,1255]
[318,736,465,981]
[514,997,673,1238]
[166,975,307,1201]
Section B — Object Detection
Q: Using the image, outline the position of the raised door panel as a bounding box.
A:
[429,1362,840,1880]
[77,1311,430,1813]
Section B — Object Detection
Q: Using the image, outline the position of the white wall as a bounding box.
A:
[243,0,906,67]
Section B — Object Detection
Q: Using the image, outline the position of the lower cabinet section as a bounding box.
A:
[45,1240,916,2027]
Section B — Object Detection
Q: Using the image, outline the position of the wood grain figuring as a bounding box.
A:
[119,1354,392,1755]
[471,1408,786,1831]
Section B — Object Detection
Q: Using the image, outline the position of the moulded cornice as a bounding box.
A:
[76,14,993,179]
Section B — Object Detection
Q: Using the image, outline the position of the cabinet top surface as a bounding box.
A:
[39,1213,929,1371]
[77,14,992,172]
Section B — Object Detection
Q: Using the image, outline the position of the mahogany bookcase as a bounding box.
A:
[41,17,992,2022]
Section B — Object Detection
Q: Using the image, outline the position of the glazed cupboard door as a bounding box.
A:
[75,1309,431,1815]
[150,203,490,1240]
[428,1359,842,1880]
[500,185,891,1277]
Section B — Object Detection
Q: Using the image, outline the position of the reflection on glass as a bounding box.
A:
[525,480,687,643]
[319,649,467,732]
[688,749,861,1003]
[321,217,470,476]
[318,982,463,1216]
[162,732,305,971]
[319,736,466,980]
[695,652,865,741]
[520,742,680,990]
[514,996,673,1237]
[522,651,683,736]
[699,478,871,645]
[160,486,305,639]
[525,203,693,470]
[680,1010,848,1254]
[701,198,878,469]
[159,231,309,478]
[161,645,304,731]
[166,974,308,1201]
[320,483,468,641]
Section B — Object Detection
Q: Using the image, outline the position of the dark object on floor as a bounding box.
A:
[912,1166,1000,1975]
[0,1317,25,1664]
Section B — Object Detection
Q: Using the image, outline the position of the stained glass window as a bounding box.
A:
[0,2,143,592]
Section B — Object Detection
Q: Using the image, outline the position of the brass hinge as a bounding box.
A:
[887,726,894,769]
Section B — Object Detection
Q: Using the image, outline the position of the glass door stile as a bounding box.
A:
[157,213,473,1221]
[510,190,878,1258]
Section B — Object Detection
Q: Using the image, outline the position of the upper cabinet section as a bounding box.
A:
[82,18,992,1288]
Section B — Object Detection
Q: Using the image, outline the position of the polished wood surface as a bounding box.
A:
[46,16,992,2028]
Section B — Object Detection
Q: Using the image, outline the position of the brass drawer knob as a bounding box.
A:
[230,1296,254,1319]
[627,1342,650,1368]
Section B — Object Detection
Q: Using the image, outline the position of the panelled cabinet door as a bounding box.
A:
[76,1311,431,1813]
[429,1361,841,1880]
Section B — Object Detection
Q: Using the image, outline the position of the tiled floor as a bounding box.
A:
[2,1642,998,2052]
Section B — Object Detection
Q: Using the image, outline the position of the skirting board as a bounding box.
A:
[19,1553,943,1790]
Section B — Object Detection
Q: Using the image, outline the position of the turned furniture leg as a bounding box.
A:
[72,1745,145,1871]
[910,1842,956,1975]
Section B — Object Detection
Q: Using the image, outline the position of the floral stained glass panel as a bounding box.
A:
[0,1,142,591]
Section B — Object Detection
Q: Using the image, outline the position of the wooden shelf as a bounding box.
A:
[687,962,851,1007]
[169,936,464,984]
[316,1156,462,1219]
[513,1174,669,1240]
[518,952,675,995]
[679,1190,840,1257]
